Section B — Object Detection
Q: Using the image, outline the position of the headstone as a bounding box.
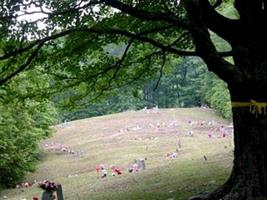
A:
[41,185,64,200]
[56,184,64,200]
[41,191,52,200]
[137,159,146,170]
[178,139,182,148]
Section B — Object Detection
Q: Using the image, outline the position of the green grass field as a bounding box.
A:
[0,108,234,200]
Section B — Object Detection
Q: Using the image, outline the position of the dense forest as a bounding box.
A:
[60,57,231,121]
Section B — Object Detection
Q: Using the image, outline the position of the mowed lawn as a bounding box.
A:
[1,108,234,200]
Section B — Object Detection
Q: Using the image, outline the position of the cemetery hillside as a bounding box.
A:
[1,0,267,200]
[1,107,234,200]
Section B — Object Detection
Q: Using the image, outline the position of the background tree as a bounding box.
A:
[58,57,231,121]
[0,70,57,187]
[1,0,266,199]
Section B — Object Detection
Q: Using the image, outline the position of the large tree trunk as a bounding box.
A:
[190,86,267,200]
[228,87,267,198]
[182,1,267,199]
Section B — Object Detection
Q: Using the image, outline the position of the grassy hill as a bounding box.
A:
[0,108,233,200]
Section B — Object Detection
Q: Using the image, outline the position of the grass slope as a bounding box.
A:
[1,108,233,200]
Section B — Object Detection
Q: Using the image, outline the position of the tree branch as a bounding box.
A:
[0,24,233,87]
[154,53,166,91]
[0,42,44,85]
[102,0,190,29]
[0,30,73,61]
[0,25,173,61]
[85,27,234,57]
[107,39,133,84]
[102,0,239,53]
[184,0,239,42]
[85,27,197,56]
[180,1,243,84]
[185,25,241,83]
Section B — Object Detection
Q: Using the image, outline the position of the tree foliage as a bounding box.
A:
[0,70,57,187]
[201,73,231,119]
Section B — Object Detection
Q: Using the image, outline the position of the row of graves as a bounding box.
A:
[59,119,69,129]
[115,119,232,141]
[13,119,232,199]
[187,119,233,138]
[13,142,81,200]
[13,160,147,200]
[140,106,159,114]
[95,159,146,179]
[116,120,179,136]
[12,180,64,200]
[42,142,85,158]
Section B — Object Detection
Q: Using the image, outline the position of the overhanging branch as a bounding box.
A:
[106,38,133,84]
[185,24,240,83]
[181,1,242,84]
[84,27,233,57]
[184,0,239,42]
[0,42,44,85]
[154,53,166,91]
[0,25,173,61]
[0,21,234,87]
[0,30,73,61]
[84,28,197,56]
[102,0,190,29]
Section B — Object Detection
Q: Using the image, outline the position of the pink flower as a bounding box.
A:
[39,180,58,192]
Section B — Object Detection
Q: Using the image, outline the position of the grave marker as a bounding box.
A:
[41,184,64,200]
[56,184,64,200]
[137,159,146,170]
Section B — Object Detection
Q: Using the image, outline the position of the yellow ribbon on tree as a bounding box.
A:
[231,100,267,116]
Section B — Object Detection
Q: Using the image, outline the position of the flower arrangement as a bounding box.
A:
[39,180,58,192]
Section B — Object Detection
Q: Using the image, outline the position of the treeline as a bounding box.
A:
[59,57,231,121]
